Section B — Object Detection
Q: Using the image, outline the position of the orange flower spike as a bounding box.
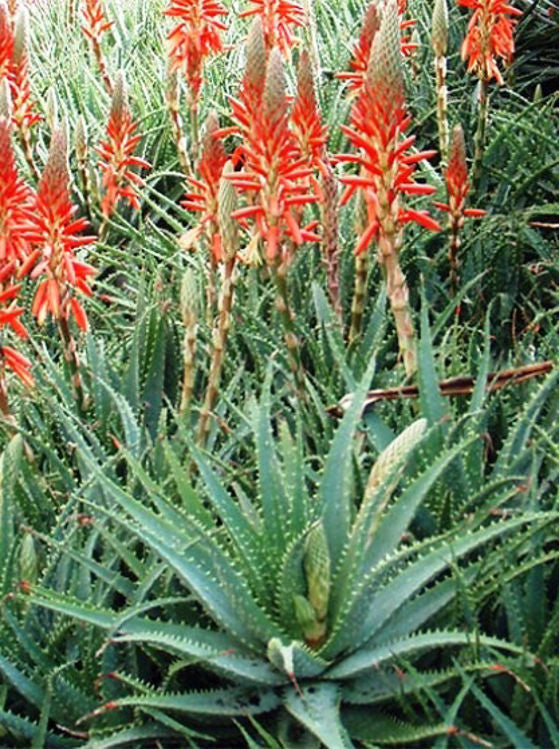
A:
[433,124,485,291]
[338,0,417,90]
[27,127,96,331]
[459,0,521,84]
[8,8,39,132]
[165,0,227,102]
[0,1,13,80]
[0,115,33,265]
[291,49,328,172]
[229,46,319,262]
[239,0,305,55]
[339,0,439,374]
[96,71,150,218]
[182,111,228,261]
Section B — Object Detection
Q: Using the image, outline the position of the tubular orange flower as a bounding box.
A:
[338,0,417,91]
[338,0,439,374]
[81,0,113,92]
[0,116,33,266]
[182,111,228,262]
[291,49,328,174]
[165,0,227,102]
[0,116,32,387]
[227,25,319,263]
[433,124,485,290]
[24,127,97,331]
[239,0,305,55]
[95,71,150,218]
[459,0,521,84]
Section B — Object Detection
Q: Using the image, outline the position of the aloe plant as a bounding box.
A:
[5,355,552,747]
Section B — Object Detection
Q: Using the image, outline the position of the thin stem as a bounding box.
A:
[180,319,197,418]
[472,76,490,188]
[166,74,193,178]
[197,257,235,447]
[382,245,417,376]
[349,251,368,344]
[190,100,199,166]
[434,54,449,167]
[273,258,306,397]
[448,211,463,294]
[321,163,342,325]
[58,315,87,413]
[91,37,113,95]
[17,125,39,181]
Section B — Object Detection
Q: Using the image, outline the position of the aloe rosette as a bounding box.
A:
[22,354,556,745]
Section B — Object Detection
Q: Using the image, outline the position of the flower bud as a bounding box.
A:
[245,17,267,95]
[304,521,331,622]
[431,0,449,57]
[263,48,287,125]
[180,267,198,327]
[365,417,427,499]
[19,533,38,585]
[46,86,58,132]
[366,0,403,103]
[218,163,239,262]
[0,77,11,120]
[13,6,28,66]
[75,114,88,162]
[293,594,324,644]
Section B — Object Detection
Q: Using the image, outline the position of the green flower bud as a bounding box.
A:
[304,521,331,622]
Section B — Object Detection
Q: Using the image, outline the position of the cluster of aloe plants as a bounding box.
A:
[0,0,558,746]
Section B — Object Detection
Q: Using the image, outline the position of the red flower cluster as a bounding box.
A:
[95,71,150,218]
[338,1,417,91]
[239,0,305,55]
[0,116,33,385]
[226,20,319,263]
[0,6,39,132]
[25,128,96,331]
[338,0,440,256]
[165,0,227,102]
[291,49,328,175]
[182,111,228,262]
[459,0,521,84]
[81,0,113,40]
[434,124,486,219]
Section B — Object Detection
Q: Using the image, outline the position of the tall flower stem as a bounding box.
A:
[349,251,368,344]
[179,268,198,417]
[0,373,12,421]
[273,257,305,396]
[190,100,200,165]
[381,235,416,375]
[472,76,489,188]
[165,71,192,177]
[434,53,449,165]
[197,255,235,446]
[432,0,449,165]
[58,315,87,412]
[321,163,342,324]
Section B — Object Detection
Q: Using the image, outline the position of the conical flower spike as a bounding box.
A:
[431,0,448,56]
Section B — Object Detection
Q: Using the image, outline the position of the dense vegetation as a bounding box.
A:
[0,0,558,745]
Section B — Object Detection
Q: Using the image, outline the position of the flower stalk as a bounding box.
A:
[81,0,113,94]
[431,0,449,164]
[197,165,238,447]
[338,0,440,374]
[179,268,198,417]
[433,124,486,293]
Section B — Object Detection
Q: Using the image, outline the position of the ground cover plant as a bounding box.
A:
[0,0,558,745]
